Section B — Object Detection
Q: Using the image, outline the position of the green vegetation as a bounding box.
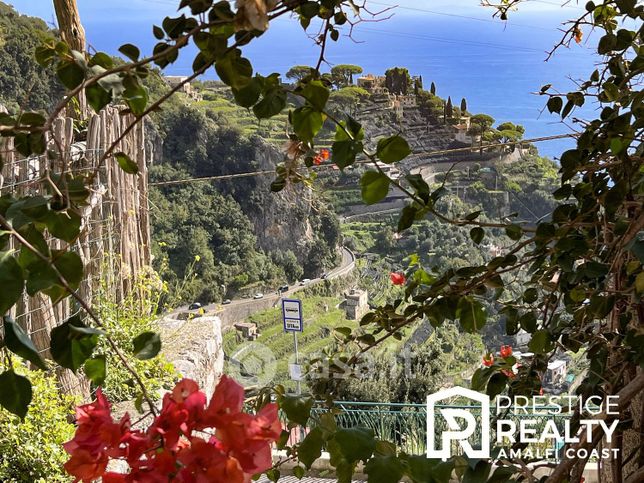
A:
[94,269,177,402]
[0,366,74,482]
[224,296,352,391]
[0,2,62,111]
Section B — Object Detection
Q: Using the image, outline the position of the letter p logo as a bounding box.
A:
[427,387,490,460]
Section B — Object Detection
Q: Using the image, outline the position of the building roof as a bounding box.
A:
[547,360,566,371]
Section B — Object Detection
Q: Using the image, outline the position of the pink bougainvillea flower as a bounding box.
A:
[64,377,281,482]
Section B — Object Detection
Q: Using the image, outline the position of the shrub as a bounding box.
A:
[0,366,75,482]
[94,267,178,402]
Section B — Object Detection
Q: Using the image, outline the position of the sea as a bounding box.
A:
[13,0,601,159]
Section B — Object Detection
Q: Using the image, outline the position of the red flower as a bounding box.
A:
[390,272,406,285]
[482,353,494,367]
[500,345,513,358]
[64,448,108,482]
[64,377,281,482]
[312,149,331,166]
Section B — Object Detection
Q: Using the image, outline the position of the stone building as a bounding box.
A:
[164,75,203,101]
[345,289,369,320]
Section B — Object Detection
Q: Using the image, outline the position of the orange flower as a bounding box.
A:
[500,345,513,358]
[482,353,494,367]
[390,272,406,285]
[320,148,330,160]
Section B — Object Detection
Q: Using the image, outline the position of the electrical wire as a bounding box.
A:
[149,132,574,186]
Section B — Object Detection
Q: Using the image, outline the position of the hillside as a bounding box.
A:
[0,2,62,111]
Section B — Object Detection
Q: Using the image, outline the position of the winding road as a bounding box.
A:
[166,247,355,323]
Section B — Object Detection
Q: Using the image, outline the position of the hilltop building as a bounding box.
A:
[164,75,203,101]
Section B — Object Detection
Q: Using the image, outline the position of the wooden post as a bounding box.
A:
[53,0,87,117]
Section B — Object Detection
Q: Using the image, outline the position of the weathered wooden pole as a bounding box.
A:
[53,0,87,117]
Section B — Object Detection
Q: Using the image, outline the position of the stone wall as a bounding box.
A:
[157,316,225,395]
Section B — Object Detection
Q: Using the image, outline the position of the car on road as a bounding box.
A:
[188,302,202,310]
[278,285,289,293]
[222,299,232,305]
[253,293,264,299]
[299,278,311,286]
[321,273,328,279]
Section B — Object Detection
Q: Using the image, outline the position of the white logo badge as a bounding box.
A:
[427,387,490,459]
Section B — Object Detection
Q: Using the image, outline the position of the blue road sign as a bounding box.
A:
[282,298,303,332]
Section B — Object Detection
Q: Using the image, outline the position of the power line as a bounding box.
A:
[150,133,574,186]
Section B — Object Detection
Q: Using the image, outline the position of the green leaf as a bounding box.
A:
[57,61,85,90]
[280,395,313,426]
[232,77,261,108]
[486,372,507,398]
[132,331,162,360]
[253,87,287,119]
[300,80,329,112]
[85,83,112,112]
[471,367,495,391]
[405,456,453,483]
[84,356,107,385]
[0,370,32,419]
[293,466,305,479]
[0,252,24,315]
[44,210,82,243]
[547,96,563,114]
[118,43,140,61]
[365,456,404,483]
[115,152,139,175]
[3,317,47,370]
[376,135,411,164]
[123,79,149,116]
[334,427,375,463]
[470,227,484,244]
[397,205,417,232]
[298,426,324,469]
[505,224,522,241]
[528,329,554,354]
[457,297,487,333]
[215,50,252,89]
[50,316,99,371]
[290,107,324,142]
[332,139,362,169]
[153,25,165,39]
[361,171,390,205]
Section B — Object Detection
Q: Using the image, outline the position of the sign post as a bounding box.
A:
[282,299,303,394]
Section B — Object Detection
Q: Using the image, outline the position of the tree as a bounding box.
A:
[330,64,363,88]
[460,97,467,114]
[430,81,436,95]
[286,65,313,82]
[445,96,453,119]
[385,67,412,95]
[0,3,63,111]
